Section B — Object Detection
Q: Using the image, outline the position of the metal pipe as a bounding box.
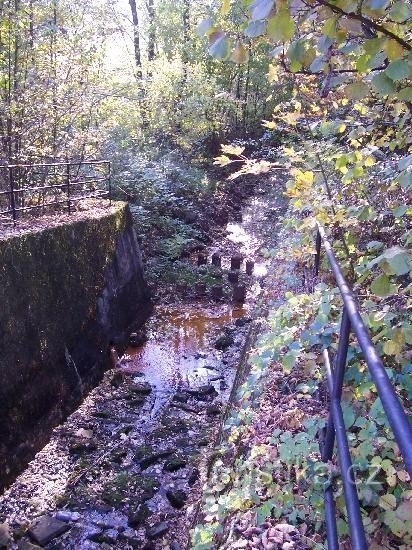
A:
[318,224,412,476]
[324,349,367,550]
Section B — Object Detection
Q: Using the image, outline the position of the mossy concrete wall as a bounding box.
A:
[0,202,150,488]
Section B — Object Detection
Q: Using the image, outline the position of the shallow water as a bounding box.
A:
[121,304,246,416]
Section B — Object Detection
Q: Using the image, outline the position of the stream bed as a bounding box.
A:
[0,173,286,549]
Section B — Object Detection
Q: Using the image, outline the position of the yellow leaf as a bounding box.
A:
[220,0,231,15]
[268,63,279,83]
[364,156,375,167]
[231,41,249,64]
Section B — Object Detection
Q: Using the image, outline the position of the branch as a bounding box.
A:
[318,0,412,51]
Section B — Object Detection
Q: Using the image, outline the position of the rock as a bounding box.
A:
[17,541,42,550]
[172,392,189,403]
[163,457,187,472]
[138,449,175,470]
[130,382,152,395]
[170,542,181,550]
[68,440,97,454]
[129,330,147,347]
[146,522,169,540]
[110,371,124,388]
[27,516,69,546]
[54,512,71,523]
[128,503,150,528]
[185,385,217,400]
[235,317,252,327]
[88,530,117,544]
[214,334,234,350]
[0,523,11,547]
[206,404,221,416]
[166,489,187,509]
[188,468,199,486]
[228,271,239,284]
[91,409,110,419]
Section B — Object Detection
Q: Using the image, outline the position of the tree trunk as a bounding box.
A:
[147,0,155,62]
[129,0,142,78]
[181,0,189,84]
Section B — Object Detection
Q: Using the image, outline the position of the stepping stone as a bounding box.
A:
[147,521,169,540]
[28,516,69,546]
[166,489,187,509]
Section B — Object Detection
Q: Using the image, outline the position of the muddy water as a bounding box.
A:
[122,304,246,416]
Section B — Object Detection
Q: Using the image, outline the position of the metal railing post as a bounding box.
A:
[8,166,17,225]
[314,229,321,276]
[66,163,71,214]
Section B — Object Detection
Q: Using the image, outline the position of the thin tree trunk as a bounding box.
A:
[147,0,155,62]
[129,0,142,78]
[181,0,189,85]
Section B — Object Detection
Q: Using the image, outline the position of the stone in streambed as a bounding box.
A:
[128,503,150,528]
[214,334,234,350]
[27,516,69,546]
[166,489,187,509]
[0,524,11,547]
[130,381,152,395]
[185,385,217,400]
[206,404,221,416]
[17,541,42,550]
[163,456,187,472]
[146,522,169,540]
[235,316,252,327]
[188,468,200,486]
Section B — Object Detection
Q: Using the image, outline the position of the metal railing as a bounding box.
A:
[0,160,111,225]
[314,224,412,550]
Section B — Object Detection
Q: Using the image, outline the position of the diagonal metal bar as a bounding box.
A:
[323,349,368,550]
[318,224,412,477]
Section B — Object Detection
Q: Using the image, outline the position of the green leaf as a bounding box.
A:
[342,402,355,428]
[381,246,410,275]
[389,0,412,22]
[209,36,231,60]
[371,274,392,297]
[397,87,412,101]
[197,18,213,37]
[367,0,390,8]
[244,19,266,38]
[372,72,397,95]
[267,9,295,42]
[379,493,397,511]
[250,0,274,21]
[385,60,410,81]
[345,81,369,99]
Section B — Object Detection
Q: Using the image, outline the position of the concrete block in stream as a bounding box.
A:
[231,254,243,270]
[233,284,247,303]
[211,285,223,301]
[197,253,207,266]
[211,252,222,268]
[195,283,206,297]
[228,271,239,284]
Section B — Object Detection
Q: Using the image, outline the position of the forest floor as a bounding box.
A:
[0,170,289,549]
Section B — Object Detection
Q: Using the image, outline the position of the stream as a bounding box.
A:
[0,174,286,549]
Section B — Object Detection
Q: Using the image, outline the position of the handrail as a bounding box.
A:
[0,160,111,225]
[314,224,412,550]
